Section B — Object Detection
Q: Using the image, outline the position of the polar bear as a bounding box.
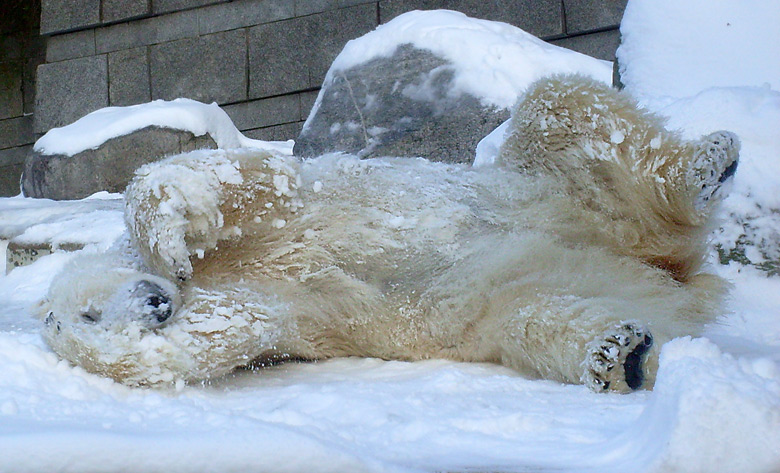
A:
[38,74,739,393]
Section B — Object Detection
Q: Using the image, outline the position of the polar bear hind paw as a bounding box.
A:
[689,131,740,215]
[583,323,654,393]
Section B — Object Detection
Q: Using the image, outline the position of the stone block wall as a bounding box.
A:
[0,0,46,196]
[0,0,627,196]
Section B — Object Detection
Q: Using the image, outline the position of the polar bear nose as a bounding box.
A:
[131,280,174,327]
[147,292,173,324]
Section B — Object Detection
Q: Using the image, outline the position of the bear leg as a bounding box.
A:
[125,148,302,281]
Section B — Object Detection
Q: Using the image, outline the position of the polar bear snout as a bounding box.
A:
[128,280,175,327]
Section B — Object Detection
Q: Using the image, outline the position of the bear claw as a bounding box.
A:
[583,323,654,393]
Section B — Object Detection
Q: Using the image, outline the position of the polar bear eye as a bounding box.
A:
[81,309,101,324]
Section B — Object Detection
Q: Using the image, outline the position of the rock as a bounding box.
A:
[294,44,509,164]
[22,126,217,200]
[293,11,612,164]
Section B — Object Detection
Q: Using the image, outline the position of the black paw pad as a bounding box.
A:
[718,159,738,184]
[623,334,653,390]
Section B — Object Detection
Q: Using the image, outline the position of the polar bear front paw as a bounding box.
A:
[583,323,654,393]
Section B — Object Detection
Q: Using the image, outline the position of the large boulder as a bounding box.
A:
[23,127,217,200]
[23,98,250,200]
[295,44,508,163]
[295,10,613,163]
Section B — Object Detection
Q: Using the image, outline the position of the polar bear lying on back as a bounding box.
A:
[39,75,739,393]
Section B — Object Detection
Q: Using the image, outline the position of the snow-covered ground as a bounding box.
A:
[1,2,779,472]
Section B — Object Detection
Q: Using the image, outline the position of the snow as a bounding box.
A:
[1,5,780,473]
[617,0,780,101]
[0,193,125,248]
[33,98,294,158]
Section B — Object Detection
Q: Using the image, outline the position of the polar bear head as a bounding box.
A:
[37,253,190,385]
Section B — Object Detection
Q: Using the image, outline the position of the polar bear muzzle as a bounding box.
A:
[127,280,175,327]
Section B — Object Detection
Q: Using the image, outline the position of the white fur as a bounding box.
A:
[39,75,737,392]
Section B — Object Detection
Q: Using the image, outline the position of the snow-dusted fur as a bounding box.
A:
[38,75,739,392]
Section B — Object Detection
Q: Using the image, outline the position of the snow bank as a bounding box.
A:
[634,338,780,473]
[33,99,295,158]
[617,0,780,101]
[0,194,125,248]
[328,10,612,110]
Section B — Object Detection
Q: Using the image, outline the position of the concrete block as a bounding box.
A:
[379,0,563,38]
[294,0,337,16]
[248,3,377,98]
[0,146,29,196]
[95,9,199,54]
[150,29,247,104]
[23,34,48,60]
[198,0,295,35]
[308,4,378,83]
[0,32,44,62]
[45,29,96,62]
[34,55,109,133]
[338,0,376,6]
[23,56,45,115]
[243,121,303,142]
[248,15,309,98]
[0,144,30,166]
[0,116,34,149]
[109,47,151,106]
[0,145,30,196]
[564,0,627,34]
[102,0,151,23]
[153,0,226,15]
[0,61,23,120]
[0,35,22,62]
[549,28,620,62]
[223,94,301,131]
[41,0,101,35]
[0,162,24,197]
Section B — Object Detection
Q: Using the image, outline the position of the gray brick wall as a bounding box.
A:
[0,0,45,196]
[0,0,627,196]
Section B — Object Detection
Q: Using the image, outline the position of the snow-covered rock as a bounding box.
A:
[295,10,612,163]
[23,99,256,201]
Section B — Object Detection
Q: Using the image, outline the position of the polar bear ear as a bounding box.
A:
[688,130,740,216]
[33,297,52,320]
